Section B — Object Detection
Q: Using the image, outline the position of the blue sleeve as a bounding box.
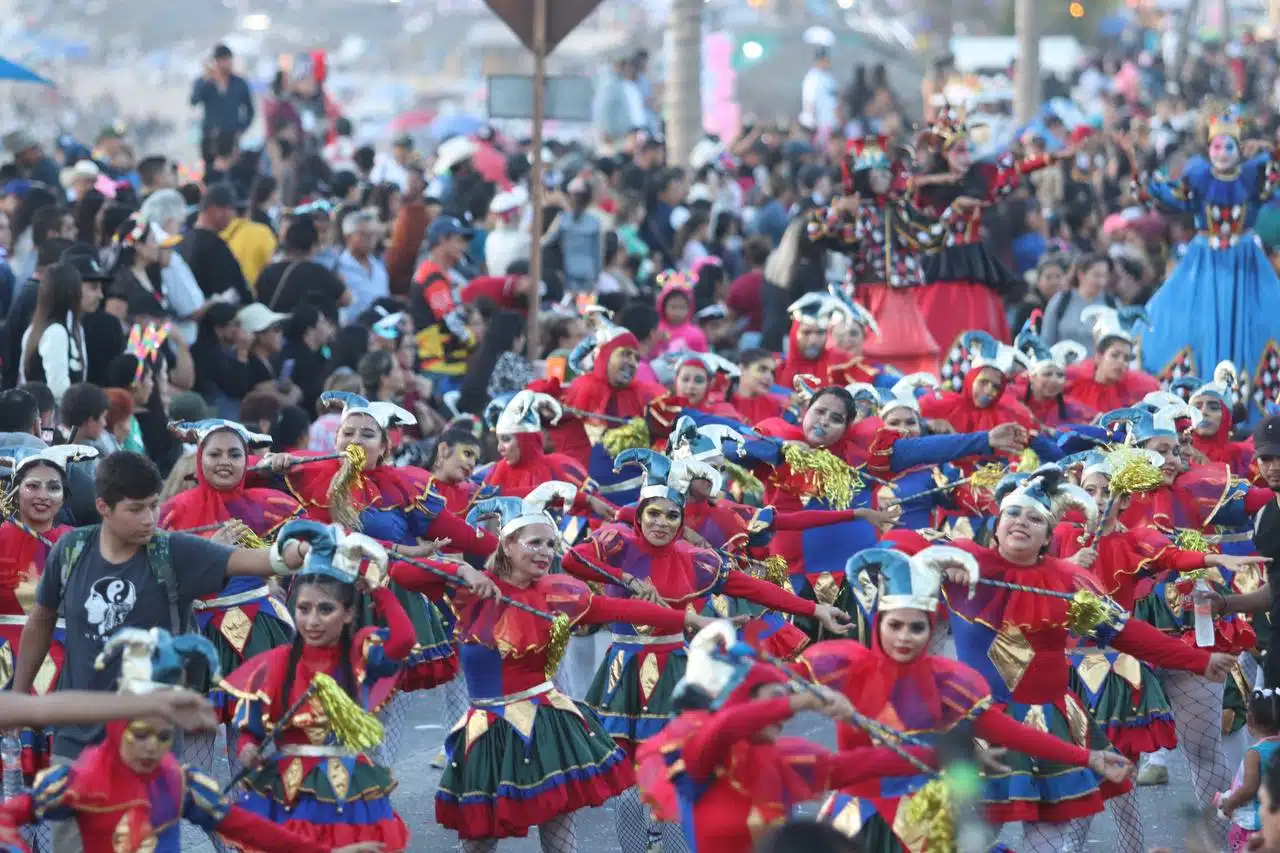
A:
[1029,433,1064,462]
[724,436,783,467]
[190,77,209,106]
[890,432,992,472]
[1208,487,1251,527]
[29,765,74,822]
[182,767,232,830]
[872,369,901,390]
[363,627,402,679]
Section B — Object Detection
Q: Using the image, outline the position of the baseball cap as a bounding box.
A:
[61,246,111,281]
[237,304,290,335]
[1255,415,1280,457]
[427,216,472,246]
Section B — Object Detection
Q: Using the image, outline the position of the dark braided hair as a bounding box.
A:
[1250,688,1280,734]
[281,575,360,707]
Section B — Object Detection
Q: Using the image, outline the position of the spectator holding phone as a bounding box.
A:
[236,303,301,407]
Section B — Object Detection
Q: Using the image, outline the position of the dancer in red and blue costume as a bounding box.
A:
[159,420,300,722]
[1174,366,1256,477]
[944,465,1237,852]
[725,384,1028,624]
[223,522,413,852]
[424,426,498,519]
[264,390,498,765]
[636,623,934,853]
[0,624,386,853]
[779,287,899,390]
[653,351,745,420]
[0,446,97,794]
[476,390,615,546]
[1063,306,1161,414]
[532,313,665,465]
[562,451,852,853]
[1009,314,1095,429]
[805,544,1134,853]
[922,330,1063,469]
[724,349,787,425]
[911,107,1061,350]
[392,483,719,853]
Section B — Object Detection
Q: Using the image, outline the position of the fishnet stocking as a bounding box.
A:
[180,731,225,853]
[538,813,578,853]
[661,821,691,853]
[1241,652,1262,689]
[444,674,470,726]
[374,691,411,768]
[1161,670,1230,838]
[1021,817,1091,853]
[614,786,652,853]
[1107,788,1144,853]
[20,823,49,853]
[460,838,498,853]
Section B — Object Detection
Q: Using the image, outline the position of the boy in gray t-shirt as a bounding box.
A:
[11,451,311,761]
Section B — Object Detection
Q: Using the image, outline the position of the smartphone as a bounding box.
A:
[278,358,296,385]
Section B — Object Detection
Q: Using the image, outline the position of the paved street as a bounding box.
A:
[183,683,1208,852]
[386,688,1206,853]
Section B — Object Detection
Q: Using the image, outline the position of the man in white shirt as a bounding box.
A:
[369,134,415,191]
[800,48,840,143]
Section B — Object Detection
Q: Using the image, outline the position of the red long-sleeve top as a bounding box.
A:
[1052,522,1208,610]
[676,697,932,852]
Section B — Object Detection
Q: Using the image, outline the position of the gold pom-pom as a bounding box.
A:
[1066,590,1120,636]
[544,614,572,677]
[326,444,370,532]
[723,461,764,501]
[312,672,384,751]
[1106,447,1163,495]
[902,778,956,853]
[781,444,862,510]
[969,463,1007,492]
[760,555,789,586]
[1174,528,1210,553]
[1015,447,1040,472]
[601,418,651,456]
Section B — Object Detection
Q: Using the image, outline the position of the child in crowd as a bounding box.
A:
[1218,689,1280,853]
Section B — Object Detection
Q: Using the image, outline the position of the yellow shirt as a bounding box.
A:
[220,218,278,291]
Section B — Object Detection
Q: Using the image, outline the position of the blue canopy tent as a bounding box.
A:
[0,57,51,85]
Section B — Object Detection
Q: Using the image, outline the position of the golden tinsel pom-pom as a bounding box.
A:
[1174,528,1210,553]
[312,672,384,751]
[760,555,789,586]
[1066,590,1119,636]
[781,444,862,510]
[602,418,651,456]
[544,614,572,677]
[723,461,765,500]
[327,443,371,532]
[1015,447,1040,472]
[1106,447,1163,495]
[902,778,956,853]
[969,463,1007,492]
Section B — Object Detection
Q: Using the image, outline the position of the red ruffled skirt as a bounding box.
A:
[857,283,940,375]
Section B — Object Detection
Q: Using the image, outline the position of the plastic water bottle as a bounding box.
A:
[0,731,22,800]
[1193,579,1215,648]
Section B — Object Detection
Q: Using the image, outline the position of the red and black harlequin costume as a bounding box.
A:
[911,110,1056,351]
[636,661,931,853]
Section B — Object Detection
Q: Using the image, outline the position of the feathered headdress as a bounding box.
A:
[467,481,578,539]
[917,105,968,150]
[842,134,893,190]
[1206,104,1244,142]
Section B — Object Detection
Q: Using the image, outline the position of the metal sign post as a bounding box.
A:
[482,0,603,364]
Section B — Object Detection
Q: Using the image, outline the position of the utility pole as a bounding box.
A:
[1173,0,1201,87]
[667,0,703,168]
[1013,0,1039,125]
